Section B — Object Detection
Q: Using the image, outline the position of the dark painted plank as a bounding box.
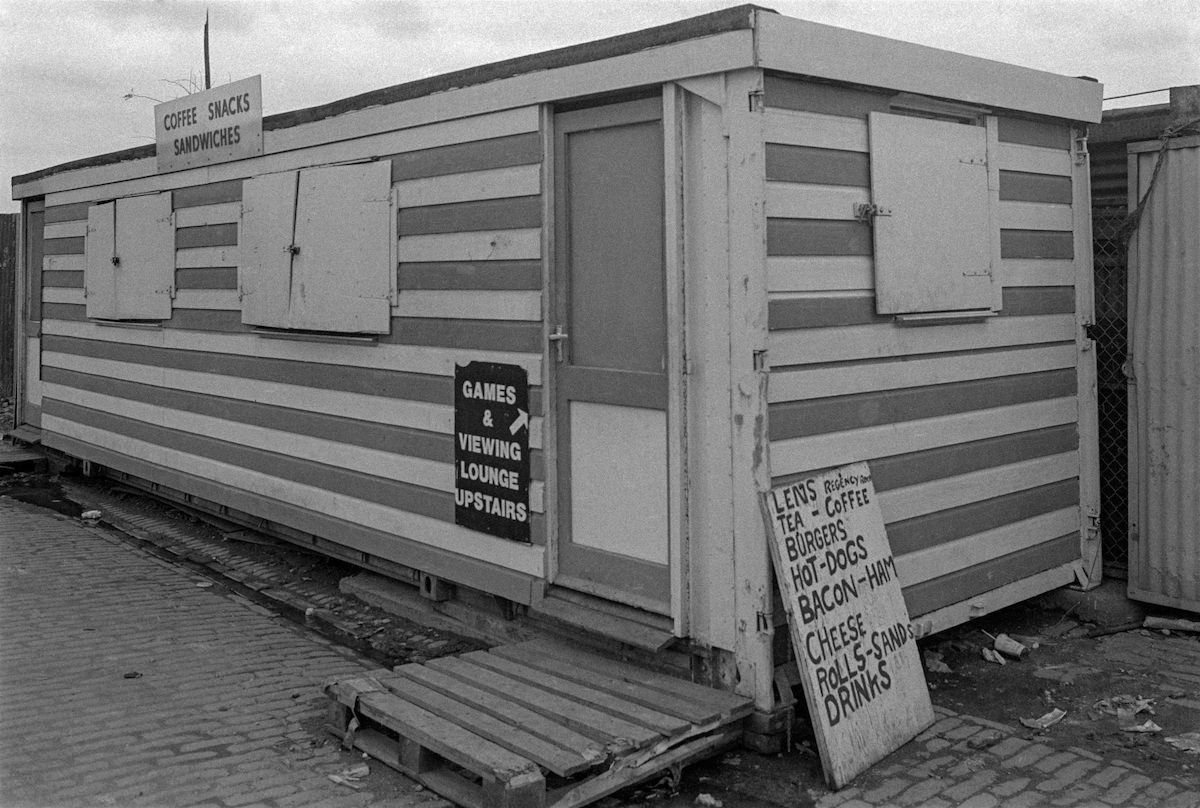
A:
[559,365,666,410]
[997,117,1071,150]
[768,295,885,330]
[999,170,1073,204]
[163,309,253,333]
[887,479,1079,555]
[765,143,870,187]
[768,368,1077,441]
[42,270,84,288]
[40,397,546,541]
[902,533,1078,616]
[388,133,542,182]
[175,223,238,249]
[173,179,244,208]
[380,317,542,353]
[398,196,541,237]
[43,237,85,256]
[26,209,45,322]
[176,267,239,290]
[1001,229,1075,259]
[1003,286,1075,316]
[767,218,872,256]
[43,202,91,224]
[40,303,87,321]
[398,261,542,291]
[764,74,893,117]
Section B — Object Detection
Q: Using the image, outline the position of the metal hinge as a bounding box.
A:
[854,203,892,222]
[1073,132,1090,166]
[748,89,764,112]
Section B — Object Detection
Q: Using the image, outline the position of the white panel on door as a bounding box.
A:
[869,112,994,314]
[569,401,668,564]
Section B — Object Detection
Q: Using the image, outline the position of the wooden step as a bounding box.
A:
[324,642,753,808]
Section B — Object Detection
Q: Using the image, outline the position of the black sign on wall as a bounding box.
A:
[454,361,531,543]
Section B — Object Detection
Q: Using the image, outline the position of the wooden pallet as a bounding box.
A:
[324,638,753,808]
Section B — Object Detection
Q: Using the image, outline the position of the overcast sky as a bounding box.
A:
[2,0,1197,212]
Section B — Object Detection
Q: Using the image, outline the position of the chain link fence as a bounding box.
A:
[1092,203,1129,576]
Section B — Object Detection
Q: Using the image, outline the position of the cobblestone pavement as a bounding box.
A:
[0,497,450,808]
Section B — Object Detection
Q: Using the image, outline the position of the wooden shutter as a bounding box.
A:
[84,202,117,319]
[85,194,173,320]
[869,112,994,314]
[240,170,300,328]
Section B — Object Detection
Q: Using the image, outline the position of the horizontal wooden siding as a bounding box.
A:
[763,75,1081,619]
[35,107,548,600]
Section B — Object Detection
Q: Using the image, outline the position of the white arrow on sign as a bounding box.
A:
[509,409,529,435]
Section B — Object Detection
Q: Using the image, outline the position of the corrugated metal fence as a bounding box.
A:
[0,213,17,399]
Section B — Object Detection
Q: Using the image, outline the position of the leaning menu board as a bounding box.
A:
[762,462,933,788]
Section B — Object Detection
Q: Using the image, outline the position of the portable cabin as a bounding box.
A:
[10,5,1102,729]
[1090,87,1200,612]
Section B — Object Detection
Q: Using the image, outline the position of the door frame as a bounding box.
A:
[541,88,689,632]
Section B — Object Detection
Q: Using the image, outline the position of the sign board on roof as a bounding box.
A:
[762,462,933,789]
[155,75,263,173]
[454,361,531,543]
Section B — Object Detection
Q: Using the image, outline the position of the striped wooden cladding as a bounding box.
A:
[30,107,547,583]
[762,76,1083,618]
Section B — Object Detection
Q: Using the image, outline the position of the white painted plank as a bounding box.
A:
[766,182,869,221]
[43,254,85,273]
[44,220,88,239]
[768,342,1077,402]
[26,338,42,406]
[767,255,873,293]
[996,142,1072,176]
[910,562,1076,632]
[173,289,241,310]
[999,201,1073,231]
[42,287,84,305]
[41,318,544,384]
[1001,259,1075,287]
[770,396,1077,475]
[397,229,541,262]
[895,507,1078,586]
[763,108,867,152]
[176,246,239,268]
[769,314,1076,366]
[42,351,544,449]
[42,414,546,577]
[392,290,541,321]
[42,382,544,513]
[394,165,541,208]
[879,451,1079,524]
[174,201,242,228]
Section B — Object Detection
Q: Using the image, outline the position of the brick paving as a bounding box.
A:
[0,498,447,808]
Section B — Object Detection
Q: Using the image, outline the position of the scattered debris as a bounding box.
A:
[123,671,142,679]
[924,650,952,674]
[722,754,741,767]
[328,762,370,789]
[1032,663,1100,685]
[1123,720,1163,734]
[981,648,1007,666]
[1086,621,1144,638]
[1093,695,1156,717]
[1042,620,1079,639]
[1144,616,1200,634]
[195,581,213,588]
[1020,708,1066,730]
[994,633,1029,659]
[81,509,102,522]
[695,794,723,808]
[1165,733,1200,754]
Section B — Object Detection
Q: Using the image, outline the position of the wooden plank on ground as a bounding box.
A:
[464,651,692,736]
[488,646,722,724]
[385,667,597,777]
[395,665,614,760]
[326,677,542,785]
[427,657,662,748]
[508,639,752,718]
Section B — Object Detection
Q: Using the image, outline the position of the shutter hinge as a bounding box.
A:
[748,88,764,112]
[854,203,892,222]
[1073,133,1089,166]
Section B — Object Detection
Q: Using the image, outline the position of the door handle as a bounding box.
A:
[548,325,569,362]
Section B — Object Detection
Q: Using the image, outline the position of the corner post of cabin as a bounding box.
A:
[13,201,29,425]
[722,66,776,716]
[1072,125,1103,589]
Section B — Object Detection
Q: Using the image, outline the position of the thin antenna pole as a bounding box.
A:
[204,10,211,90]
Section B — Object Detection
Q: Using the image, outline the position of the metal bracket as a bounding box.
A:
[853,203,892,222]
[748,88,764,112]
[1073,132,1090,166]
